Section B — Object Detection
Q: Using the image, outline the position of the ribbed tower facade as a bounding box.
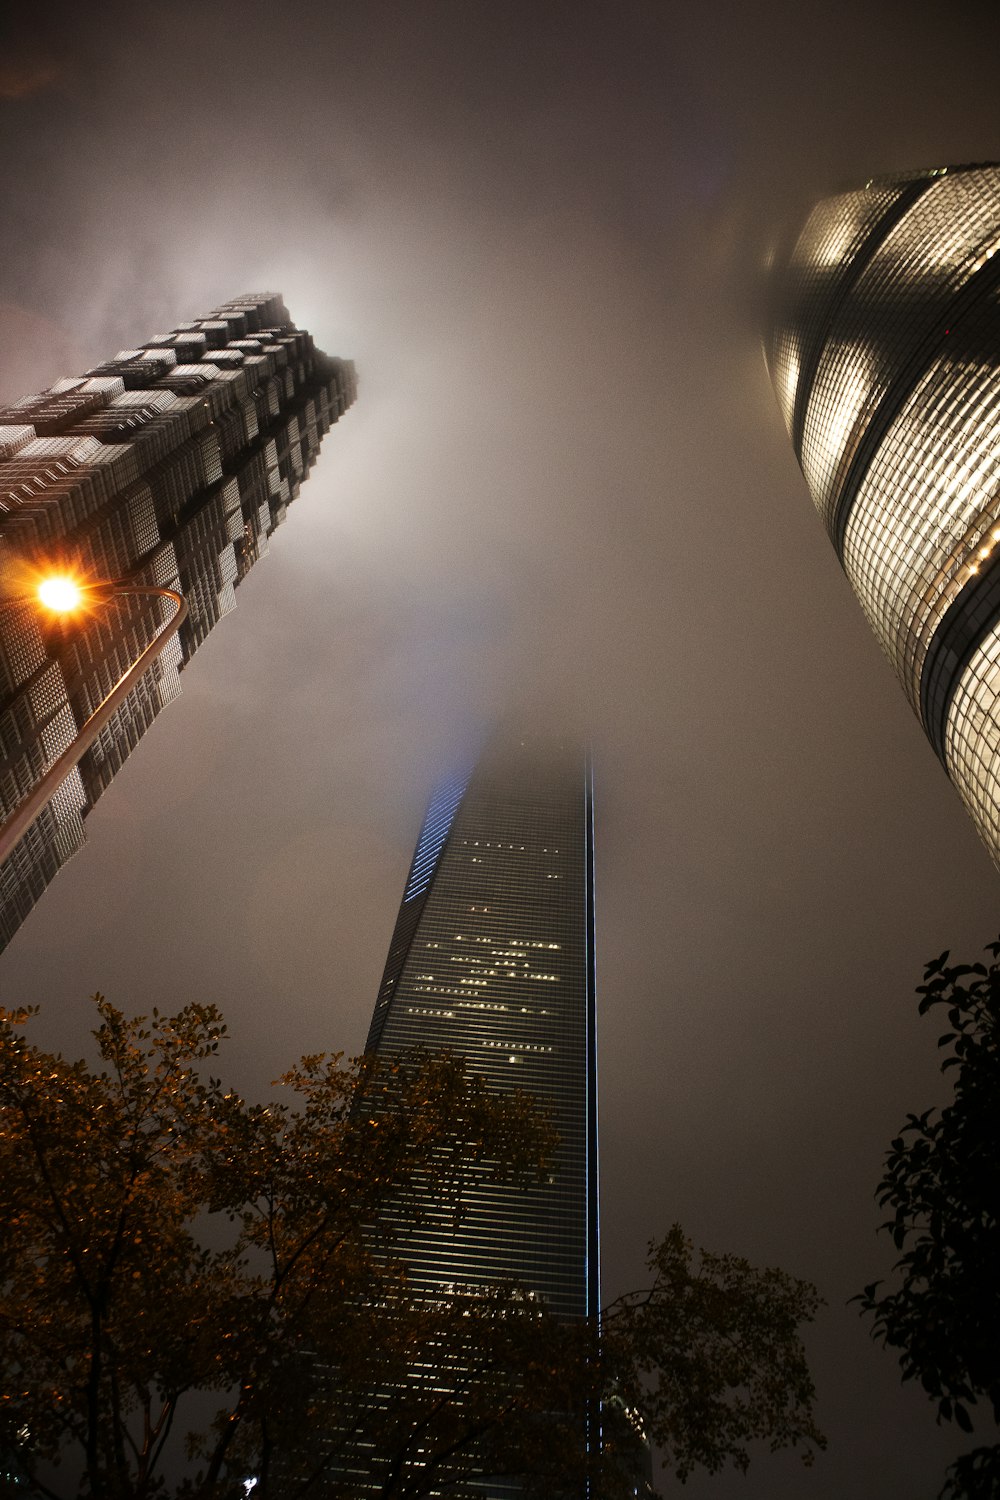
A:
[366,736,599,1323]
[0,294,355,949]
[765,164,1000,864]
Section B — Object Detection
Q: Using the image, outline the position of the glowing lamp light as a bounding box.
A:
[38,576,84,614]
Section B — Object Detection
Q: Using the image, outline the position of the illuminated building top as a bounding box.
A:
[766,165,1000,864]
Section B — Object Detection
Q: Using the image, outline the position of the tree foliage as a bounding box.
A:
[0,996,574,1500]
[602,1224,825,1483]
[0,997,824,1499]
[856,942,1000,1498]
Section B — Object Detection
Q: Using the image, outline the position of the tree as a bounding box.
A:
[856,941,1000,1499]
[601,1225,825,1484]
[0,997,824,1499]
[0,996,573,1500]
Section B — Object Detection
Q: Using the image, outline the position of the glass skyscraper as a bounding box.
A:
[765,164,1000,865]
[316,738,600,1498]
[0,293,355,949]
[366,734,599,1323]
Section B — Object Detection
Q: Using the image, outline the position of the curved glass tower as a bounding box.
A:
[766,164,1000,864]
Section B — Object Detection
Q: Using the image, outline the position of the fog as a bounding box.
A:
[2,2,1000,1493]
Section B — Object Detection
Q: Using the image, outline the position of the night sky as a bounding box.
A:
[2,3,1000,1494]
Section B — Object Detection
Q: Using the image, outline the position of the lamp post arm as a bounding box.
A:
[0,586,188,868]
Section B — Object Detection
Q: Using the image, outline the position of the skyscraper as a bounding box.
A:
[318,738,600,1497]
[0,294,355,950]
[366,735,599,1322]
[765,164,1000,865]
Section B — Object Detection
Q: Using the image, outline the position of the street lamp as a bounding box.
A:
[0,576,189,867]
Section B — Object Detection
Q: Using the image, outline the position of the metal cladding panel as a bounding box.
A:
[365,738,598,1323]
[0,425,37,459]
[0,601,47,694]
[0,770,86,949]
[767,164,1000,867]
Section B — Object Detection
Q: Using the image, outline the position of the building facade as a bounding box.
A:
[0,294,355,949]
[765,164,1000,865]
[324,738,602,1496]
[366,735,599,1322]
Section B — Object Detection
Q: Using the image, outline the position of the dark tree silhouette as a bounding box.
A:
[602,1225,824,1483]
[0,997,824,1498]
[857,941,1000,1498]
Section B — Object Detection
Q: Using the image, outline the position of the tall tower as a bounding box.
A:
[365,735,599,1323]
[0,294,355,948]
[765,164,1000,865]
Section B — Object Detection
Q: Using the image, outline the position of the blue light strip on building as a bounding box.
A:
[402,771,471,902]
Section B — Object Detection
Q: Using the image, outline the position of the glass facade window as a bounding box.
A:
[350,737,600,1494]
[0,294,356,948]
[365,736,599,1324]
[946,634,1000,856]
[842,351,1000,710]
[767,162,1000,868]
[765,185,905,445]
[796,172,1000,535]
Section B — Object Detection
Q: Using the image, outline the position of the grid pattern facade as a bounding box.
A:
[767,164,1000,867]
[0,294,356,948]
[766,183,907,442]
[365,737,599,1323]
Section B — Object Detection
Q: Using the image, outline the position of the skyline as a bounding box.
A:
[3,3,1000,1495]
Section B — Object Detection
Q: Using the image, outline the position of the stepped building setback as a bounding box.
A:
[766,164,1000,865]
[0,294,355,949]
